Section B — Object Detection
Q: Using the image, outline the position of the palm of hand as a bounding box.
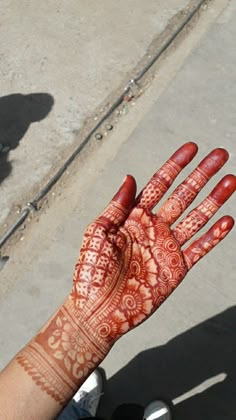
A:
[72,208,186,341]
[70,143,235,350]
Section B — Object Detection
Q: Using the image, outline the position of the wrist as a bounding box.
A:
[60,295,111,369]
[16,296,108,405]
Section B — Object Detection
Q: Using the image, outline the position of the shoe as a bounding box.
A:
[144,400,172,420]
[73,369,103,416]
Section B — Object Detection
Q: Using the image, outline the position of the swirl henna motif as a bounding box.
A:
[17,142,236,403]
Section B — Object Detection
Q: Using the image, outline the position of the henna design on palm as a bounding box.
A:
[17,143,236,402]
[69,143,235,348]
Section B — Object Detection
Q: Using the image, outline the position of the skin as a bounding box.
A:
[0,142,235,419]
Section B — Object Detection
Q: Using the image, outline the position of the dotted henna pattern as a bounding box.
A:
[17,143,236,403]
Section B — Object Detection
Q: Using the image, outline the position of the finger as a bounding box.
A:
[183,215,234,270]
[156,148,229,224]
[135,142,198,210]
[96,175,137,230]
[173,175,236,245]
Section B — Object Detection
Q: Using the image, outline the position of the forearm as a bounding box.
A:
[0,296,106,420]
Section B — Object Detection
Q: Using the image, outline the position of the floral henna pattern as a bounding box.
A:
[17,302,103,404]
[70,206,187,346]
[17,143,236,403]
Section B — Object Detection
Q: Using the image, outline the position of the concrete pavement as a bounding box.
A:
[0,0,190,226]
[0,1,236,419]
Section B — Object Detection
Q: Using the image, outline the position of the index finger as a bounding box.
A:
[135,142,198,210]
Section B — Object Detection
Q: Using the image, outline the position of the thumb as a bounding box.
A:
[97,175,137,230]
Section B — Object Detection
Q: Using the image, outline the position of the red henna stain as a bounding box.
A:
[198,148,229,176]
[112,175,136,211]
[170,142,198,167]
[173,174,236,246]
[157,149,230,226]
[210,174,236,204]
[16,144,235,404]
[183,215,234,269]
[136,142,198,210]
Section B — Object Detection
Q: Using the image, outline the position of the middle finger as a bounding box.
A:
[156,148,229,225]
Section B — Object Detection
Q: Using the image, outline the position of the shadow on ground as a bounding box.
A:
[100,306,236,419]
[0,93,54,184]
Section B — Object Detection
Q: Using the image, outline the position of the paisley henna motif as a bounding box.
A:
[17,143,236,402]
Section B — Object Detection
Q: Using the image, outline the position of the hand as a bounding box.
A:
[69,143,235,352]
[11,143,236,410]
